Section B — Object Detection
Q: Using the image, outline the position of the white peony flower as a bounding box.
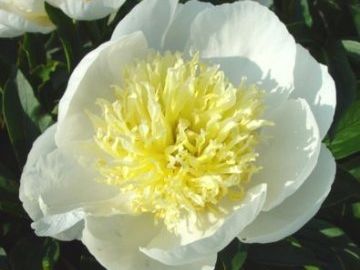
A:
[0,0,54,37]
[45,0,126,21]
[20,0,336,269]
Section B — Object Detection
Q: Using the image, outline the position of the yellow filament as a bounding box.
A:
[89,52,269,232]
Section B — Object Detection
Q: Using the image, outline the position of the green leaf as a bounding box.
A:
[352,202,360,219]
[2,69,38,167]
[325,40,357,140]
[328,100,360,159]
[319,168,360,244]
[300,0,313,27]
[322,167,360,208]
[42,239,60,270]
[21,34,46,71]
[32,60,61,86]
[341,155,360,181]
[216,240,247,270]
[342,40,360,63]
[14,70,53,132]
[45,3,80,72]
[349,3,360,35]
[296,219,360,270]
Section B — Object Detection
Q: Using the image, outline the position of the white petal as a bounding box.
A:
[0,8,54,37]
[20,124,57,220]
[0,23,23,37]
[111,0,178,49]
[20,125,127,239]
[140,184,266,265]
[239,145,336,243]
[56,32,148,147]
[252,99,321,211]
[82,215,216,270]
[31,208,85,238]
[186,1,296,108]
[162,0,212,51]
[46,0,126,20]
[290,45,336,139]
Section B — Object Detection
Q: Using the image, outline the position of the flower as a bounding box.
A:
[45,0,126,20]
[0,0,54,37]
[20,0,336,269]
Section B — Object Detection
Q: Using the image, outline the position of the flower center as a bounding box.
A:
[90,52,268,232]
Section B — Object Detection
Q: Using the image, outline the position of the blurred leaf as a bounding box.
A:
[0,177,17,202]
[0,247,9,270]
[300,0,313,27]
[9,237,59,270]
[21,34,46,71]
[15,70,53,132]
[326,40,357,140]
[319,168,360,244]
[246,238,321,268]
[296,219,360,270]
[216,240,247,270]
[0,39,18,66]
[342,155,360,181]
[352,202,360,219]
[2,69,38,167]
[0,201,26,218]
[45,3,79,72]
[349,3,360,35]
[79,255,105,270]
[322,167,360,208]
[42,239,60,270]
[287,21,315,45]
[32,60,61,86]
[342,40,360,63]
[328,100,360,159]
[0,89,3,129]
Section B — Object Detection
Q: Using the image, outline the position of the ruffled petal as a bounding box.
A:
[45,0,126,20]
[0,9,54,37]
[140,184,266,265]
[290,45,336,139]
[239,145,336,243]
[186,1,296,109]
[20,124,57,221]
[56,32,148,147]
[82,215,216,270]
[0,23,23,37]
[20,125,127,239]
[111,0,178,49]
[252,98,321,211]
[162,0,212,51]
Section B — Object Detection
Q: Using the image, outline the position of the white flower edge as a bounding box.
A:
[0,9,54,38]
[45,0,126,20]
[239,145,336,243]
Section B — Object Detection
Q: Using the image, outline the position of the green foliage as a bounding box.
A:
[328,100,360,159]
[0,0,359,269]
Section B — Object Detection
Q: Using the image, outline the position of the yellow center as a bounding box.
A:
[90,52,268,232]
